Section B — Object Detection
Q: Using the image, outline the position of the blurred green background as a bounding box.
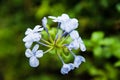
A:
[0,0,120,80]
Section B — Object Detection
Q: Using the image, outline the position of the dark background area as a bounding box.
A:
[0,0,120,80]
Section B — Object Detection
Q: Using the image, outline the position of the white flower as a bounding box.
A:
[60,63,74,75]
[49,14,78,33]
[77,38,86,51]
[49,14,69,22]
[68,30,86,51]
[23,14,86,75]
[67,39,79,50]
[74,56,85,68]
[25,25,43,35]
[29,56,39,68]
[68,38,86,51]
[23,25,43,48]
[70,30,79,40]
[25,44,43,67]
[42,17,47,28]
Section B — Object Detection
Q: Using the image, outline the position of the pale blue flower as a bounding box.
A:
[25,44,43,67]
[74,56,85,68]
[68,30,86,51]
[70,30,79,40]
[60,63,74,75]
[68,38,86,51]
[25,25,43,35]
[61,19,78,33]
[67,39,79,50]
[42,17,47,28]
[23,14,86,75]
[23,25,43,48]
[48,14,69,22]
[49,14,78,33]
[29,56,39,68]
[77,38,86,51]
[68,49,85,68]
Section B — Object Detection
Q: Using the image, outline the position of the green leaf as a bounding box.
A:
[100,0,109,8]
[35,1,50,19]
[93,46,102,57]
[91,31,104,43]
[114,60,120,67]
[116,3,120,12]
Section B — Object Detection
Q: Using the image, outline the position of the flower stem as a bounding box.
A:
[43,47,53,54]
[69,49,76,57]
[49,36,54,43]
[57,52,65,64]
[36,41,51,47]
[54,23,60,43]
[41,38,51,45]
[60,35,69,44]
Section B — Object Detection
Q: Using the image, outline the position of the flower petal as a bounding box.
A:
[42,17,47,27]
[48,16,59,22]
[23,34,32,42]
[68,39,79,50]
[61,64,70,75]
[48,16,57,20]
[74,56,85,68]
[25,28,33,35]
[29,56,39,67]
[25,41,33,48]
[70,30,79,40]
[32,33,41,41]
[25,49,33,58]
[49,14,69,22]
[33,25,43,32]
[78,38,86,52]
[35,50,43,58]
[60,14,69,20]
[68,63,75,70]
[70,18,78,28]
[32,44,39,53]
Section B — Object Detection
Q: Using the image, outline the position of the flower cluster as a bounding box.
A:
[23,14,86,74]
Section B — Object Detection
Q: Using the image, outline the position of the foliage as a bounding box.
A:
[0,0,120,80]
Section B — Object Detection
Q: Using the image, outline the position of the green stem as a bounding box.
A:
[60,35,69,44]
[43,47,54,54]
[57,52,64,64]
[36,41,52,48]
[41,38,51,45]
[49,36,54,43]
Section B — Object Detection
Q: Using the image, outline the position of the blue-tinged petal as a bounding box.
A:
[74,56,85,68]
[60,64,71,75]
[32,33,41,41]
[25,49,33,58]
[23,34,32,42]
[49,16,61,22]
[70,40,79,50]
[70,18,78,28]
[25,41,33,48]
[33,25,43,32]
[35,50,43,58]
[78,38,86,52]
[79,43,86,52]
[25,28,33,35]
[42,17,47,27]
[60,14,69,20]
[61,19,78,33]
[68,63,75,70]
[32,44,39,53]
[29,56,39,67]
[48,16,57,20]
[60,22,67,31]
[70,30,79,40]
